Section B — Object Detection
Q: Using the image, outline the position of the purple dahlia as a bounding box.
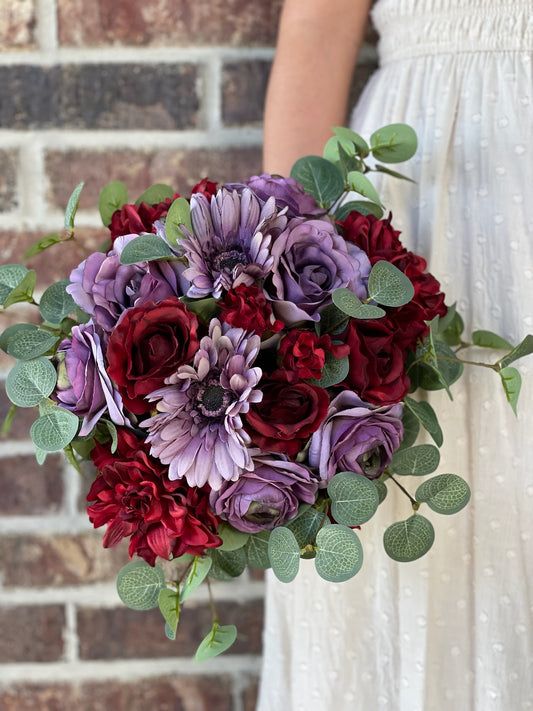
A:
[181,187,288,299]
[143,319,263,490]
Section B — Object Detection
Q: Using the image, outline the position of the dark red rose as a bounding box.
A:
[219,284,284,337]
[190,178,218,201]
[244,370,329,455]
[106,297,199,414]
[109,195,179,244]
[278,330,350,381]
[88,429,221,565]
[341,317,410,405]
[341,211,404,258]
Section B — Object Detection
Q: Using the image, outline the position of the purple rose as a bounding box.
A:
[210,452,318,533]
[67,234,186,333]
[55,322,128,436]
[264,217,371,326]
[244,174,321,218]
[309,390,403,484]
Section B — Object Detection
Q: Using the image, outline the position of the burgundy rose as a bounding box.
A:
[88,429,220,565]
[219,284,284,337]
[278,330,350,381]
[191,178,218,201]
[106,297,199,414]
[341,317,410,405]
[109,195,179,244]
[244,370,329,456]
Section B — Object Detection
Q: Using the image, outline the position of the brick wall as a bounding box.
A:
[0,2,378,709]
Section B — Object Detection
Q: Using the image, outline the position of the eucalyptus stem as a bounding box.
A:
[385,472,419,510]
[436,354,500,371]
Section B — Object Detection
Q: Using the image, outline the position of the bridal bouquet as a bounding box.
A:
[1,125,531,659]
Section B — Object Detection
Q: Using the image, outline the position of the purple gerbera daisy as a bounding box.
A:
[181,187,288,299]
[143,319,263,490]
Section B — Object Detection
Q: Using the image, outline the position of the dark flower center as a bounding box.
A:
[246,501,281,525]
[214,248,247,273]
[197,382,232,417]
[357,447,383,478]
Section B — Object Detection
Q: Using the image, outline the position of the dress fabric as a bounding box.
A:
[257,2,533,710]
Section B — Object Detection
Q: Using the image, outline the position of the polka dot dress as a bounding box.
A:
[257,2,533,709]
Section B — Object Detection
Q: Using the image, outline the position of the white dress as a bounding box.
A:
[257,2,533,710]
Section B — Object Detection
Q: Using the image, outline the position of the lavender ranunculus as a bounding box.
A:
[243,174,321,218]
[55,322,128,436]
[309,390,403,485]
[263,217,371,326]
[180,188,288,299]
[143,319,263,491]
[210,451,318,533]
[67,234,185,333]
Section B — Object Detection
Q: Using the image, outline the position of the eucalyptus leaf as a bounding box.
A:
[316,303,349,335]
[373,164,416,183]
[498,334,533,369]
[332,126,370,155]
[290,156,344,207]
[328,470,379,526]
[400,406,420,449]
[64,182,84,230]
[370,123,418,164]
[383,514,435,562]
[194,623,237,662]
[499,366,521,414]
[30,408,79,451]
[35,446,47,465]
[116,560,166,611]
[367,261,415,307]
[314,524,363,583]
[2,269,37,308]
[286,506,329,548]
[165,197,193,246]
[39,280,76,324]
[332,288,386,319]
[323,135,357,166]
[207,547,247,580]
[0,323,38,353]
[119,233,174,265]
[180,556,212,602]
[334,199,384,221]
[0,264,29,306]
[158,587,180,637]
[268,526,301,583]
[179,296,219,324]
[403,396,443,447]
[6,358,57,407]
[99,181,128,226]
[135,183,175,206]
[472,330,513,350]
[374,478,388,504]
[6,329,59,361]
[308,353,349,388]
[437,308,464,347]
[245,531,271,569]
[391,444,440,476]
[1,403,17,437]
[23,233,63,259]
[346,171,382,206]
[409,339,463,394]
[415,473,471,515]
[218,522,250,552]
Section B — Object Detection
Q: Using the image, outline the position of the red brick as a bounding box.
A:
[0,453,63,515]
[58,0,283,47]
[0,532,130,587]
[0,677,233,711]
[78,597,263,659]
[222,61,271,126]
[0,388,37,438]
[242,676,260,711]
[0,605,65,662]
[45,147,262,212]
[0,0,36,51]
[0,149,18,211]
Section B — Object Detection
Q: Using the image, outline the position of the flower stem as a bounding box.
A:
[384,472,419,510]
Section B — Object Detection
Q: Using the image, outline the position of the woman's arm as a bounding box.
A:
[263,0,373,175]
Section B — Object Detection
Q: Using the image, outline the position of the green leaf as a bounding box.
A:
[165,197,193,247]
[23,233,64,260]
[39,280,76,324]
[391,444,440,476]
[63,442,82,474]
[498,334,533,369]
[373,164,416,183]
[416,473,471,515]
[370,123,418,164]
[0,323,38,353]
[316,303,349,335]
[194,622,238,662]
[6,358,57,407]
[0,264,30,306]
[180,556,212,602]
[308,353,349,388]
[207,547,247,580]
[1,403,18,437]
[290,156,344,207]
[334,199,383,221]
[323,135,358,166]
[367,260,415,307]
[409,339,463,394]
[499,366,522,414]
[314,524,363,582]
[35,446,47,465]
[268,526,301,583]
[383,514,435,561]
[436,306,464,347]
[179,296,219,324]
[99,181,128,226]
[346,171,382,206]
[399,406,420,449]
[116,560,166,611]
[332,288,386,319]
[327,471,379,526]
[64,182,84,230]
[403,396,443,447]
[30,408,79,451]
[374,478,388,504]
[218,522,250,552]
[245,531,271,570]
[286,506,329,548]
[102,419,118,453]
[331,126,370,155]
[135,183,175,206]
[158,587,180,638]
[119,233,174,265]
[3,269,37,308]
[472,330,513,350]
[6,329,59,361]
